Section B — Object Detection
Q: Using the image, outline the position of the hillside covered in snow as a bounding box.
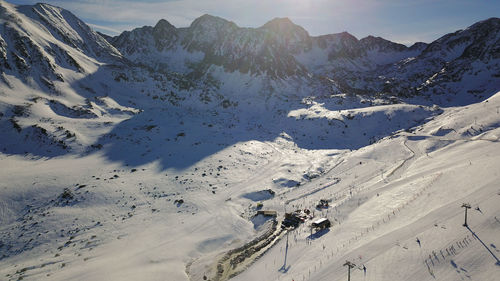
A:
[0,1,499,281]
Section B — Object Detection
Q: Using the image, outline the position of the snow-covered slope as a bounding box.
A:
[0,2,121,82]
[233,91,500,281]
[0,1,135,158]
[0,1,499,281]
[1,87,499,281]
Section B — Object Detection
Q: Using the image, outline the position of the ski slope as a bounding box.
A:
[1,92,499,281]
[234,93,500,281]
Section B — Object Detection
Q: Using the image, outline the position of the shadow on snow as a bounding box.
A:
[1,64,440,168]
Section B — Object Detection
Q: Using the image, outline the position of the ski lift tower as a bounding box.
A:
[343,260,356,281]
[462,203,471,227]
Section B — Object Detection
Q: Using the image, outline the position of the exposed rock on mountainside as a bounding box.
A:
[109,13,499,102]
[0,2,499,281]
[375,18,500,102]
[0,2,121,90]
[0,1,498,160]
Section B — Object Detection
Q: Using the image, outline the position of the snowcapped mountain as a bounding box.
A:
[0,1,499,281]
[109,13,499,104]
[375,17,500,103]
[110,14,423,80]
[4,0,496,107]
[0,1,133,156]
[0,2,121,86]
[112,15,310,78]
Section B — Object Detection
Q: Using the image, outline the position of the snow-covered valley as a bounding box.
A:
[0,1,499,281]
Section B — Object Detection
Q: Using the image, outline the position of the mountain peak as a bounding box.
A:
[262,17,294,27]
[409,41,428,51]
[154,19,175,31]
[15,1,121,60]
[361,35,383,41]
[190,14,236,29]
[260,17,310,44]
[33,2,61,10]
[317,32,358,45]
[467,17,500,30]
[152,19,178,50]
[261,17,307,34]
[359,35,407,52]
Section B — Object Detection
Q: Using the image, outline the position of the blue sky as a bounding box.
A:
[8,0,500,45]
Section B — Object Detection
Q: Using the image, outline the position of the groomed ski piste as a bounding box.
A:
[1,91,499,281]
[232,93,500,281]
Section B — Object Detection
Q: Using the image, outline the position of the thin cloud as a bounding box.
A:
[12,0,378,31]
[86,23,121,35]
[8,0,498,44]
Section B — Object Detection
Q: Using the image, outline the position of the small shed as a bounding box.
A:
[312,218,331,229]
